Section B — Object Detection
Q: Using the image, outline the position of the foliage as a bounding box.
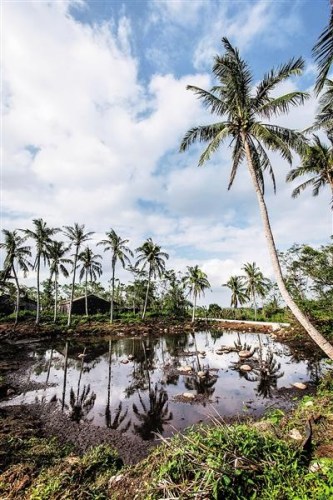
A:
[128,422,333,499]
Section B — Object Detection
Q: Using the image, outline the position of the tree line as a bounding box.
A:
[0,222,213,326]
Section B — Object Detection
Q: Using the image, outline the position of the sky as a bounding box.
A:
[1,0,333,307]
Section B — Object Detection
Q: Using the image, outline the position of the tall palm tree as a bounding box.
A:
[21,219,59,324]
[313,5,333,94]
[0,230,31,325]
[183,265,210,322]
[242,263,270,320]
[63,224,94,326]
[48,241,71,323]
[286,134,333,206]
[78,246,102,316]
[135,238,169,319]
[180,37,333,358]
[223,275,249,311]
[98,229,133,323]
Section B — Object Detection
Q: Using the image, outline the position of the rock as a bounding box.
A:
[108,474,124,487]
[292,382,307,390]
[238,350,253,359]
[197,371,206,378]
[183,392,195,400]
[121,359,129,364]
[239,364,252,372]
[127,354,134,361]
[288,428,303,441]
[216,350,224,355]
[253,421,274,433]
[200,351,206,355]
[6,388,15,396]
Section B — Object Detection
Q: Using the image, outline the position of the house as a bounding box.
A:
[59,294,111,315]
[0,294,37,314]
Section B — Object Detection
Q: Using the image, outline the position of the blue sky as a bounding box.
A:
[2,0,332,306]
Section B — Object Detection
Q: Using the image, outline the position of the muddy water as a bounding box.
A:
[1,330,325,440]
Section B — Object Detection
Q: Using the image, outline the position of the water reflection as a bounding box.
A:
[2,330,327,440]
[133,382,173,440]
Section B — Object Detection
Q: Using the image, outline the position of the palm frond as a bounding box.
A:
[313,10,333,94]
[258,92,309,118]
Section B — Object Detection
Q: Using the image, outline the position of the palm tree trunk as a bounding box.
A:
[61,341,68,411]
[12,265,20,326]
[36,255,41,325]
[110,258,115,323]
[142,268,151,320]
[192,292,197,322]
[54,274,58,323]
[85,270,88,316]
[253,291,257,321]
[243,135,333,359]
[67,250,78,327]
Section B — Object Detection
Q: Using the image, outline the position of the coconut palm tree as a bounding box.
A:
[0,230,31,325]
[223,275,249,312]
[63,224,94,326]
[180,37,333,358]
[98,229,133,323]
[242,262,270,320]
[48,241,72,322]
[77,246,102,316]
[286,134,333,206]
[135,238,169,319]
[183,265,210,322]
[313,6,333,94]
[21,219,59,324]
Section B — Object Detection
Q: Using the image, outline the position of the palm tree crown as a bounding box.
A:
[0,230,31,324]
[78,247,103,283]
[242,262,270,319]
[223,275,248,309]
[180,38,307,195]
[48,241,71,322]
[62,223,94,326]
[98,229,133,323]
[286,134,333,205]
[183,265,210,322]
[135,238,169,319]
[21,218,59,324]
[313,8,333,94]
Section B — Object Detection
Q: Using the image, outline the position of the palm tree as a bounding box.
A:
[78,246,102,316]
[63,224,94,326]
[286,134,333,206]
[313,6,333,94]
[21,219,59,324]
[98,229,133,323]
[0,230,31,325]
[242,262,270,320]
[135,238,169,319]
[223,275,249,312]
[180,37,333,358]
[48,241,71,322]
[183,265,210,322]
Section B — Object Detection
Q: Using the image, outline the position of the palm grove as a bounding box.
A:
[1,15,333,358]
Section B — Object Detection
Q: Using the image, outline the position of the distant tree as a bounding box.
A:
[78,246,103,316]
[135,238,169,319]
[183,265,210,322]
[48,241,71,322]
[162,270,188,317]
[21,219,59,324]
[63,224,94,326]
[286,134,333,207]
[242,263,270,320]
[0,230,31,324]
[223,275,249,311]
[98,229,133,323]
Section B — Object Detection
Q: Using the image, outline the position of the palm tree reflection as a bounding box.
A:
[132,382,173,440]
[245,350,284,398]
[105,340,131,431]
[69,384,96,423]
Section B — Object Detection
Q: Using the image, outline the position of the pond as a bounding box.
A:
[1,330,325,441]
